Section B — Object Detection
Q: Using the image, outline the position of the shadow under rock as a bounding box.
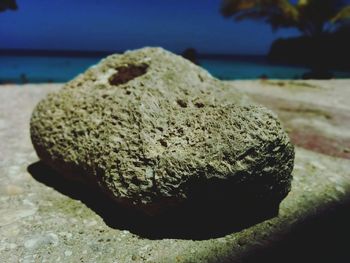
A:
[28,161,280,240]
[230,196,350,263]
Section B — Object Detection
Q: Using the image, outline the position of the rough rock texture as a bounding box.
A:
[30,47,294,214]
[1,81,350,262]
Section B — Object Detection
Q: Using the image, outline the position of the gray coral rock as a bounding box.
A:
[30,47,294,215]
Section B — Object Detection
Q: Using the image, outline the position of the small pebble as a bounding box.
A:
[64,250,72,257]
[6,185,24,195]
[8,243,17,249]
[24,233,58,250]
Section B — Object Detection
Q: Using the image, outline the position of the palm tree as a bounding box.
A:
[0,0,17,13]
[221,0,350,37]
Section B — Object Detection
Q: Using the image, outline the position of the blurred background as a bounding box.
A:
[1,2,350,262]
[0,0,350,83]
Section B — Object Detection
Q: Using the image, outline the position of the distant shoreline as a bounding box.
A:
[0,49,117,58]
[2,53,350,84]
[0,49,266,60]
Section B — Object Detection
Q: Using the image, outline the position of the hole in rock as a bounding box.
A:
[109,63,148,85]
[159,139,168,147]
[194,102,205,108]
[176,99,187,108]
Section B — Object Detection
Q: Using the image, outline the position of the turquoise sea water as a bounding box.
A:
[1,55,350,83]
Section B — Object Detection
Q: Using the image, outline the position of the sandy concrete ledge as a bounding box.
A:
[0,81,350,263]
[230,79,350,159]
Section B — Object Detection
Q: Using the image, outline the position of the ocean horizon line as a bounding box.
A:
[0,48,266,60]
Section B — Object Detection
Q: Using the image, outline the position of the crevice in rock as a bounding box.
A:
[109,64,149,86]
[194,102,205,108]
[176,99,187,108]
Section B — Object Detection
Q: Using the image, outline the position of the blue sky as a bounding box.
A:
[0,0,308,54]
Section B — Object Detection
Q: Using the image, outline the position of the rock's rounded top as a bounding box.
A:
[30,47,294,215]
[65,47,246,107]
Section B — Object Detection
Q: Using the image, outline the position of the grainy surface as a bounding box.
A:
[29,48,294,214]
[232,79,350,159]
[1,80,350,263]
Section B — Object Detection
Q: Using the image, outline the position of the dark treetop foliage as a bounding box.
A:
[0,0,17,13]
[221,0,350,36]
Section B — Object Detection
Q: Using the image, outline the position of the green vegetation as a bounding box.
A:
[221,0,350,37]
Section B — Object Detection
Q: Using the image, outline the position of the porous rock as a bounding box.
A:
[30,47,294,215]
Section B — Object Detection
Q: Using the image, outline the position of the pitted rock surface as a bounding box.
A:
[30,47,294,215]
